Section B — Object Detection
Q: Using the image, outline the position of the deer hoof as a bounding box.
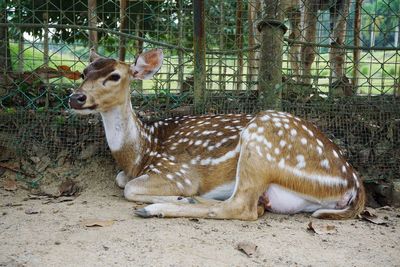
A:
[116,171,128,188]
[134,208,153,218]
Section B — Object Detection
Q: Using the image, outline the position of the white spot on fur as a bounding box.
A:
[176,182,184,191]
[333,150,339,158]
[256,146,263,156]
[342,165,347,173]
[260,115,271,122]
[316,139,324,147]
[320,159,330,169]
[194,140,202,146]
[300,138,307,145]
[296,154,306,169]
[278,158,285,168]
[279,140,286,147]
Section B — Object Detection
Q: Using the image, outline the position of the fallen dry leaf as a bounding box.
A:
[58,179,80,196]
[361,207,377,217]
[0,167,5,177]
[360,209,388,225]
[307,222,337,235]
[3,178,17,191]
[81,219,114,227]
[236,241,258,257]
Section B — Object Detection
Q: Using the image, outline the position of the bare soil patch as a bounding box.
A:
[1,159,399,267]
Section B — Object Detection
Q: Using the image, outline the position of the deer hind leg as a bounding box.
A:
[123,174,200,204]
[135,138,270,221]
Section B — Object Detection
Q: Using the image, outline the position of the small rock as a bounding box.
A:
[30,156,41,164]
[25,208,40,215]
[79,144,98,160]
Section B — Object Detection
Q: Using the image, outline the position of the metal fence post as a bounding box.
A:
[257,0,286,110]
[193,0,206,111]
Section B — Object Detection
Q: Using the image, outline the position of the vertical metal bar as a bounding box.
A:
[257,0,285,110]
[193,0,206,110]
[88,0,98,49]
[119,0,127,61]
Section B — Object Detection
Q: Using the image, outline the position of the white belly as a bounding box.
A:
[265,184,337,214]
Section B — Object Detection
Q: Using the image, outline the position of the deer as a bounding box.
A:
[69,48,365,220]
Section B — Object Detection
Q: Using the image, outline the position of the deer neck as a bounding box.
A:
[100,100,148,177]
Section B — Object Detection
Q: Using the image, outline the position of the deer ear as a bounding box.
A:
[130,49,163,80]
[89,47,101,62]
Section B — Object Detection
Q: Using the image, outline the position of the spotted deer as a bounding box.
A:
[69,48,365,220]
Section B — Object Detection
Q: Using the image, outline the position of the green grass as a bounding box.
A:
[9,43,399,96]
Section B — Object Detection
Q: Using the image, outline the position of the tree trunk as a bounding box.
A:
[247,1,258,91]
[88,0,98,49]
[0,4,12,73]
[218,1,226,91]
[257,0,285,109]
[193,0,206,109]
[352,0,362,89]
[177,0,184,94]
[119,0,127,61]
[235,0,243,91]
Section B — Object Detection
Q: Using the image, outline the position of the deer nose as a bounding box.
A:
[69,93,87,109]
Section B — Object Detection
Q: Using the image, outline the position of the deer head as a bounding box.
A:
[69,48,163,114]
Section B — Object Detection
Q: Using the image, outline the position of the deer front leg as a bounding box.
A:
[116,171,130,188]
[135,144,268,220]
[123,173,200,204]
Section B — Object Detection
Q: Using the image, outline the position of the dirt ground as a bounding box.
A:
[1,158,399,267]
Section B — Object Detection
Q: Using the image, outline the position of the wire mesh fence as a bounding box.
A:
[0,0,399,186]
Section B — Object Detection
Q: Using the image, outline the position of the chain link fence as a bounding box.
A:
[0,0,399,186]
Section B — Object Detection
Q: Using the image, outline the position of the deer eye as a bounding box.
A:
[80,73,85,80]
[108,74,120,82]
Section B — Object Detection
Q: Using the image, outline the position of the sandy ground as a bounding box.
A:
[1,159,399,267]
